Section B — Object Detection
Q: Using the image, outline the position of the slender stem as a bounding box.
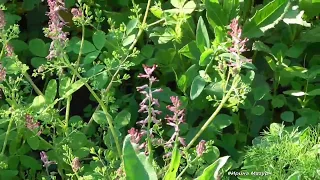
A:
[1,117,14,155]
[65,25,85,132]
[23,72,43,96]
[185,75,241,150]
[86,0,153,128]
[68,66,121,157]
[177,157,198,179]
[147,19,165,28]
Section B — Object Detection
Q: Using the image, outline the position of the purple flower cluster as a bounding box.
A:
[45,0,68,60]
[71,8,83,18]
[5,44,14,57]
[25,114,42,135]
[196,140,206,157]
[165,96,186,147]
[0,64,6,82]
[0,9,5,29]
[227,19,251,68]
[136,64,163,127]
[40,151,56,168]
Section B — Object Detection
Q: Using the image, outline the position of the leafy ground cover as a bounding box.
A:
[0,0,319,179]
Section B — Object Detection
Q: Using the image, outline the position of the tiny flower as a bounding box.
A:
[71,8,83,18]
[71,157,81,172]
[0,64,6,82]
[128,127,144,144]
[196,140,206,157]
[5,44,14,57]
[25,114,42,135]
[138,64,158,79]
[0,9,5,29]
[40,151,56,168]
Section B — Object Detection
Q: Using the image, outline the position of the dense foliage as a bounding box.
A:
[0,0,319,179]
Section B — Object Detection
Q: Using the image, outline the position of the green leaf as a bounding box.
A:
[251,105,265,116]
[300,26,320,42]
[27,136,40,150]
[182,1,196,14]
[164,144,181,180]
[0,170,18,179]
[123,34,136,46]
[252,41,272,54]
[83,51,100,65]
[286,172,301,180]
[170,0,186,8]
[141,45,154,58]
[285,42,307,58]
[195,156,229,180]
[253,85,269,101]
[243,0,291,38]
[281,111,294,122]
[190,75,206,100]
[196,16,210,52]
[299,0,320,18]
[29,39,48,57]
[271,94,286,108]
[92,110,107,126]
[45,79,57,104]
[30,95,46,111]
[123,135,158,180]
[31,57,47,68]
[115,109,131,129]
[73,40,96,54]
[126,19,139,35]
[69,132,88,149]
[92,30,106,50]
[9,39,28,52]
[205,0,228,28]
[213,114,232,129]
[199,49,214,66]
[84,65,105,77]
[59,76,71,98]
[282,66,308,79]
[179,41,201,60]
[20,155,42,170]
[63,79,86,98]
[307,89,320,96]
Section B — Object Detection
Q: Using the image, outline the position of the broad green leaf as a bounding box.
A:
[92,30,106,50]
[252,41,272,54]
[164,144,181,180]
[126,19,139,35]
[20,155,42,170]
[84,65,105,77]
[31,57,47,68]
[281,111,294,122]
[170,0,186,8]
[45,79,57,104]
[59,76,71,97]
[243,0,291,38]
[251,105,265,116]
[123,135,158,180]
[223,0,239,22]
[69,132,88,149]
[83,51,100,64]
[179,41,201,60]
[196,16,210,52]
[123,34,136,46]
[299,0,320,18]
[281,66,308,79]
[307,89,320,96]
[253,85,269,101]
[182,1,196,14]
[63,79,86,98]
[141,45,154,58]
[199,49,214,66]
[300,26,320,42]
[73,40,96,54]
[212,114,232,129]
[0,170,18,179]
[27,136,40,150]
[150,6,163,18]
[29,39,48,57]
[271,94,286,108]
[205,0,227,28]
[30,95,46,111]
[204,81,224,100]
[285,42,307,58]
[195,156,230,180]
[9,39,28,52]
[114,109,131,129]
[92,110,107,126]
[190,75,206,100]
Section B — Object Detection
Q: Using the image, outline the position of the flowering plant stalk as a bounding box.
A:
[186,18,250,150]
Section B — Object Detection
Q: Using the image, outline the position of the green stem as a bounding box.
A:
[68,66,121,157]
[86,0,152,129]
[177,157,198,179]
[1,117,14,155]
[65,25,85,132]
[23,72,43,96]
[185,75,241,150]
